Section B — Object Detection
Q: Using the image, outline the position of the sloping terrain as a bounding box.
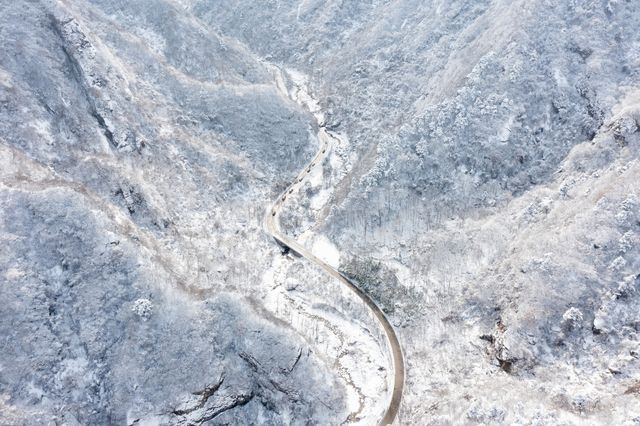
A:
[191,0,640,424]
[2,0,640,425]
[0,1,362,424]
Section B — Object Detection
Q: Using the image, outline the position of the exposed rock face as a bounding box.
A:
[2,0,640,425]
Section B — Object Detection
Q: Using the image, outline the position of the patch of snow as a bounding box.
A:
[286,68,326,124]
[311,234,340,269]
[132,298,153,320]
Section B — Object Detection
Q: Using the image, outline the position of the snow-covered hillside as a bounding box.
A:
[1,0,639,424]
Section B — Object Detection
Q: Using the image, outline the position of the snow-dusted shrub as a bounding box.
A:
[132,298,153,320]
[561,307,584,331]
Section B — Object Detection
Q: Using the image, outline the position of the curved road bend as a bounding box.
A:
[264,128,404,425]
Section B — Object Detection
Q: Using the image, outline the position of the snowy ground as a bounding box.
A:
[3,0,640,425]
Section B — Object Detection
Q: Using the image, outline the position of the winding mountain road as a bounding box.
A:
[264,126,404,425]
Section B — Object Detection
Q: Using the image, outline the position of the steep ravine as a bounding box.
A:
[262,64,405,426]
